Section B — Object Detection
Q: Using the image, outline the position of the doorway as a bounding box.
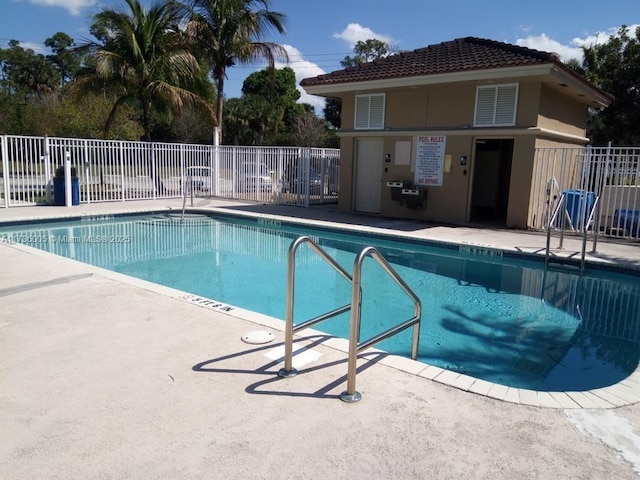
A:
[470,139,513,225]
[354,138,383,213]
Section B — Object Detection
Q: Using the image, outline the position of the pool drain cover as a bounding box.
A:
[241,330,275,345]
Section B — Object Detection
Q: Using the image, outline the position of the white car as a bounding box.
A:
[236,162,273,192]
[186,166,214,192]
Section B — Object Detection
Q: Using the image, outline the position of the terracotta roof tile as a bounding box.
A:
[300,37,560,88]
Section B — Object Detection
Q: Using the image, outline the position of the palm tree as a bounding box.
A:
[186,0,288,143]
[75,0,214,141]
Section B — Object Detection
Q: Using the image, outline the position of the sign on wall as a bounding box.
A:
[414,135,446,186]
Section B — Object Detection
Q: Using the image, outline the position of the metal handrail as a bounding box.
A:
[180,172,194,222]
[340,246,422,403]
[545,192,566,268]
[546,191,597,273]
[278,236,353,378]
[277,237,422,404]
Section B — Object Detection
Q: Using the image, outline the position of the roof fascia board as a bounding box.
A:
[303,64,554,95]
[548,66,612,107]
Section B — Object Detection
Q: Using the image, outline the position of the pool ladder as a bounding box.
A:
[180,172,195,222]
[545,191,600,273]
[278,236,422,403]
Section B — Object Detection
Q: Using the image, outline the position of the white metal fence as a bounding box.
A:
[0,135,340,208]
[530,145,640,241]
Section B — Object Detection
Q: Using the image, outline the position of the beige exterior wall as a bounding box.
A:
[336,78,592,229]
[537,84,588,137]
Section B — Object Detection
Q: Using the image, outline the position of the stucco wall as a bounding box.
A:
[336,78,591,228]
[537,84,588,136]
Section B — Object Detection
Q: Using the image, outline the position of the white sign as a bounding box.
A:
[414,135,446,187]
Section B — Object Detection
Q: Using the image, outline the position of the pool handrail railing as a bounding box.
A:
[278,236,422,403]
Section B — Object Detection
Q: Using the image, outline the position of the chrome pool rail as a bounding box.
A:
[278,236,422,403]
[341,246,422,403]
[180,171,195,222]
[278,236,353,378]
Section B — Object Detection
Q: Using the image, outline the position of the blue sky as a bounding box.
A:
[2,0,638,112]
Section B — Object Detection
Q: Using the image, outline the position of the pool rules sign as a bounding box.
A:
[415,135,446,186]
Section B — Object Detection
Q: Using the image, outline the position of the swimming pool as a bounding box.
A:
[1,212,638,392]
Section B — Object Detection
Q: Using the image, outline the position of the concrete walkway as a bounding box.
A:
[1,198,639,479]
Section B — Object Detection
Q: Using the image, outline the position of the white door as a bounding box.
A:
[355,138,383,213]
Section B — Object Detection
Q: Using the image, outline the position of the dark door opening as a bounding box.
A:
[470,139,513,225]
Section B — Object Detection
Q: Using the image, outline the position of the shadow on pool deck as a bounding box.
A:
[1,198,640,478]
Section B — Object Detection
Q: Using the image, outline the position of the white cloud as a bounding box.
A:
[516,24,640,63]
[23,0,96,16]
[332,23,396,50]
[276,44,326,113]
[516,33,583,62]
[19,41,47,54]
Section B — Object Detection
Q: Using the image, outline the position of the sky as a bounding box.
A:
[1,0,638,113]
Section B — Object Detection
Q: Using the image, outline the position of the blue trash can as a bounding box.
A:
[53,166,80,206]
[563,190,595,230]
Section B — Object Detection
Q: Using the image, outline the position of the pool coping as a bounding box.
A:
[2,206,640,409]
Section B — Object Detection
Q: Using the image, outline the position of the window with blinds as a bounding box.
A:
[474,84,519,127]
[355,93,385,129]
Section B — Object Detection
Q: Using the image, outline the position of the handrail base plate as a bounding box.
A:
[340,391,362,403]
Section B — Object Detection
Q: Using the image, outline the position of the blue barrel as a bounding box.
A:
[53,178,80,206]
[563,190,595,230]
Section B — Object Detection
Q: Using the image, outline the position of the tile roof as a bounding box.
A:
[301,37,563,88]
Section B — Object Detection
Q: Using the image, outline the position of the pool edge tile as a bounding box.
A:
[486,383,509,401]
[451,374,476,391]
[418,365,446,380]
[549,392,582,409]
[503,387,520,404]
[468,379,493,396]
[537,392,562,409]
[382,356,429,376]
[518,389,542,407]
[432,369,460,385]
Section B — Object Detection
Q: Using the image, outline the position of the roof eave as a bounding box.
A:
[548,65,613,109]
[301,64,555,96]
[302,63,612,107]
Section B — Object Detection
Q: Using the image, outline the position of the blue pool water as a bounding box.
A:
[2,213,639,392]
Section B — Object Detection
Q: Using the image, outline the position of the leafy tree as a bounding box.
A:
[0,40,60,132]
[324,97,341,130]
[324,39,396,129]
[341,38,395,67]
[0,40,59,99]
[74,0,214,141]
[578,25,640,145]
[45,32,81,87]
[222,96,251,144]
[186,0,288,142]
[241,66,303,140]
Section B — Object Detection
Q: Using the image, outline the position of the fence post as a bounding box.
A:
[119,141,125,202]
[83,139,90,204]
[64,151,72,207]
[1,135,9,208]
[151,142,157,200]
[43,136,53,205]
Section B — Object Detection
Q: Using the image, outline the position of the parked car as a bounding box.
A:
[282,162,323,195]
[236,161,273,192]
[186,166,213,192]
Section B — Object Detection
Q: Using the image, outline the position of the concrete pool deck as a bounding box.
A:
[1,198,640,479]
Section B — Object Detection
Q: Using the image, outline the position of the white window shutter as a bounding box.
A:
[355,94,385,129]
[474,87,496,126]
[494,84,518,126]
[369,94,385,128]
[355,96,370,129]
[474,84,518,127]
